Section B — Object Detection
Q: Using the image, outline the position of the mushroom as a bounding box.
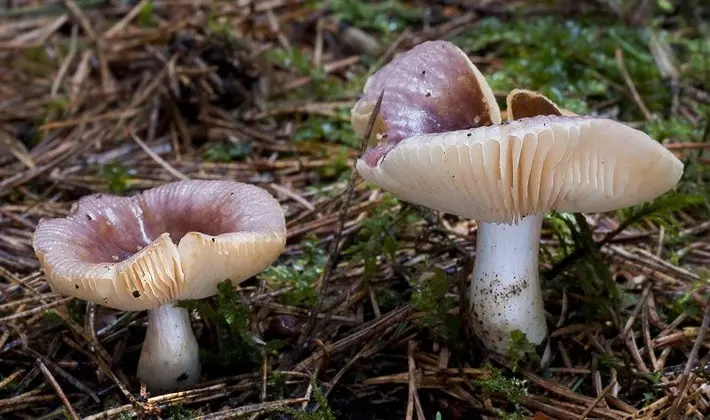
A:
[32,180,287,392]
[351,41,684,365]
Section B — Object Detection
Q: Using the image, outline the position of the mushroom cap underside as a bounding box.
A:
[356,115,684,224]
[32,180,287,311]
[351,40,501,166]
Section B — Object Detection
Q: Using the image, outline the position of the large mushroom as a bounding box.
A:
[32,180,287,392]
[351,40,684,365]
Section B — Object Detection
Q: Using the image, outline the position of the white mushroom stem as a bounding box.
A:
[137,303,201,392]
[469,213,551,366]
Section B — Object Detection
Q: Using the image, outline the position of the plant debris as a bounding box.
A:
[1,0,709,419]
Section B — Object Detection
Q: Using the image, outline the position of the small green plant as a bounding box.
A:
[316,146,351,180]
[259,235,328,307]
[668,275,710,318]
[97,161,130,194]
[506,330,539,371]
[204,141,252,162]
[205,11,235,39]
[293,113,360,148]
[278,384,335,420]
[543,211,576,263]
[342,195,416,281]
[267,371,288,400]
[44,95,69,120]
[615,191,706,240]
[449,16,676,118]
[373,287,404,312]
[497,411,526,420]
[265,46,368,100]
[325,0,419,42]
[65,300,86,325]
[409,267,461,347]
[137,0,154,27]
[598,353,624,370]
[40,308,64,325]
[545,211,622,320]
[162,405,197,420]
[474,364,528,409]
[178,281,277,371]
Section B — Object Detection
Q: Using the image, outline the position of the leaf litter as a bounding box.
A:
[0,0,709,419]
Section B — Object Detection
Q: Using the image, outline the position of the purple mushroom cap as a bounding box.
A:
[351,40,502,167]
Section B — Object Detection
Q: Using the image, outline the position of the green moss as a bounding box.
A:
[473,364,528,406]
[265,45,369,101]
[506,330,540,371]
[316,146,351,181]
[614,191,707,243]
[409,267,461,347]
[178,280,273,372]
[449,16,674,118]
[320,0,419,42]
[668,274,710,318]
[44,96,70,122]
[259,235,327,307]
[341,195,412,281]
[162,405,198,420]
[137,0,154,28]
[543,211,576,264]
[96,161,131,194]
[293,112,360,148]
[204,141,253,162]
[277,384,335,420]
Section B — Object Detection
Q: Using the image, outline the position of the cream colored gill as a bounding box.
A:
[37,233,184,311]
[178,231,287,300]
[356,116,683,224]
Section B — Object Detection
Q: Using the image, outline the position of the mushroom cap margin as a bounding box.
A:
[32,180,287,311]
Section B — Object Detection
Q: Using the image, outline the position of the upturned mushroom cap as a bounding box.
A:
[351,40,501,167]
[356,115,684,224]
[32,180,287,311]
[506,89,577,121]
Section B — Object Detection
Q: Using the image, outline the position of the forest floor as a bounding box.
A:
[1,0,709,419]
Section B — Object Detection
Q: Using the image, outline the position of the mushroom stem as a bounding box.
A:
[137,303,200,392]
[470,213,551,366]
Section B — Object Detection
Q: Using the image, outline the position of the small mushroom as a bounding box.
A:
[351,41,684,366]
[32,180,286,392]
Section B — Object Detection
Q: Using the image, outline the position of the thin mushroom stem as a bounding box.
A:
[137,303,200,392]
[469,213,551,366]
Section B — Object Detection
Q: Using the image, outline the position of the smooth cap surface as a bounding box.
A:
[351,40,501,167]
[32,180,287,311]
[357,115,684,223]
